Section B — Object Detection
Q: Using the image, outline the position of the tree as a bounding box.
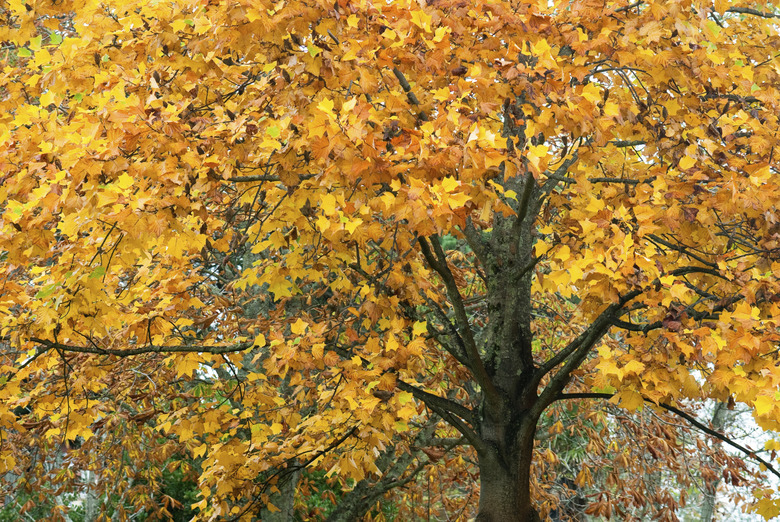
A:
[2,0,780,520]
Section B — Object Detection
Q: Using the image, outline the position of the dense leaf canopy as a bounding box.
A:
[2,0,780,519]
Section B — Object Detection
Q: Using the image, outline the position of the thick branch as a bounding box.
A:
[27,337,253,357]
[610,139,646,147]
[615,1,643,13]
[545,174,645,186]
[395,379,475,425]
[397,378,483,451]
[588,177,641,185]
[727,7,780,19]
[541,152,579,193]
[533,289,642,418]
[417,296,471,367]
[514,169,537,226]
[611,292,743,333]
[540,264,729,374]
[228,175,280,182]
[417,237,501,410]
[557,393,780,480]
[609,317,662,333]
[461,216,489,270]
[392,67,427,119]
[227,173,315,183]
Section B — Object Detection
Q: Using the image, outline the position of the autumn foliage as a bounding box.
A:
[2,0,780,520]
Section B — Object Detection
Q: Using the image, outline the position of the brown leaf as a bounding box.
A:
[372,389,394,401]
[420,447,446,461]
[451,65,468,76]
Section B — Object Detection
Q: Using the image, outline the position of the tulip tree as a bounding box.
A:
[2,0,780,519]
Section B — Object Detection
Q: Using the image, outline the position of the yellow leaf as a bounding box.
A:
[603,103,620,117]
[433,26,450,43]
[755,395,774,417]
[193,444,208,458]
[117,173,134,190]
[177,354,201,378]
[39,90,56,107]
[433,87,450,102]
[171,19,188,32]
[440,177,459,192]
[531,38,551,56]
[344,217,363,234]
[0,455,15,474]
[622,360,645,375]
[555,245,571,263]
[678,155,695,170]
[446,192,470,209]
[581,83,602,104]
[617,389,644,411]
[317,98,335,116]
[341,98,357,114]
[31,48,52,68]
[752,496,780,519]
[410,10,432,32]
[394,420,408,432]
[320,193,337,215]
[29,35,42,51]
[291,318,308,335]
[412,321,427,337]
[398,391,413,405]
[527,144,548,169]
[316,215,330,232]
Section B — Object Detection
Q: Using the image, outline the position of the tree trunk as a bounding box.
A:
[475,412,541,522]
[259,468,300,521]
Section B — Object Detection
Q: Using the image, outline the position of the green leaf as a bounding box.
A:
[89,266,106,279]
[398,391,413,405]
[17,47,31,58]
[35,284,57,299]
[49,32,63,45]
[266,125,280,138]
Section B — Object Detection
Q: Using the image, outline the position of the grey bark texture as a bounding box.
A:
[700,402,734,522]
[259,468,300,522]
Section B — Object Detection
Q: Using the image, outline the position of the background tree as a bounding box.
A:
[2,0,780,520]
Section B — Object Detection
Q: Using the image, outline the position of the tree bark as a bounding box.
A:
[700,401,732,522]
[259,468,300,522]
[475,458,542,521]
[475,408,542,522]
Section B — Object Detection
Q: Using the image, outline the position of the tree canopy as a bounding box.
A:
[2,0,780,520]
